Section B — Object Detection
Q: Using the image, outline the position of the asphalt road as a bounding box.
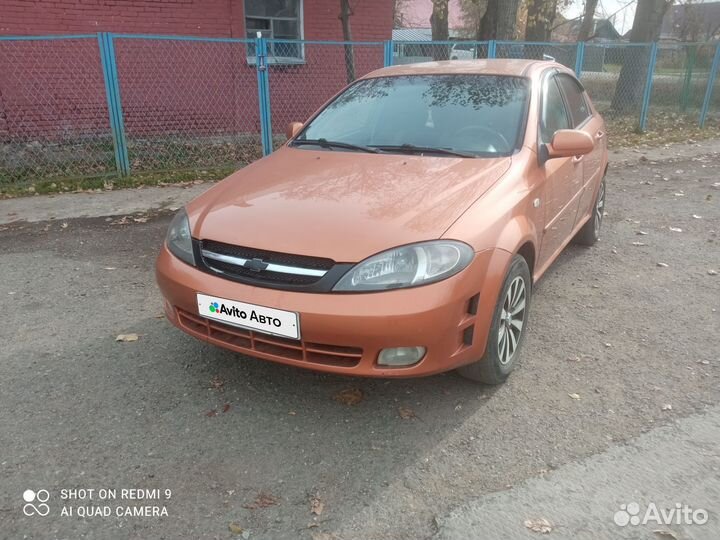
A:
[1,149,718,540]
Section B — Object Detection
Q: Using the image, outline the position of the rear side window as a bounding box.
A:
[540,77,570,143]
[557,74,590,128]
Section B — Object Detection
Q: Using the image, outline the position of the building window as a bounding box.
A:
[245,0,304,63]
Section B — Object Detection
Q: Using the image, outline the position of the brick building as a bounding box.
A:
[0,1,393,175]
[0,0,392,42]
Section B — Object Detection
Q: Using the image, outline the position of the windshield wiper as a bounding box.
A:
[371,144,476,158]
[291,138,382,154]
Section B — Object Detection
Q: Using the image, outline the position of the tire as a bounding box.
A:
[458,254,531,384]
[574,177,606,246]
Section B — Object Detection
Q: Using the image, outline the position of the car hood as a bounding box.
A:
[187,147,511,262]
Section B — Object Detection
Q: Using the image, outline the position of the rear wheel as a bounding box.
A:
[458,255,531,384]
[574,177,606,246]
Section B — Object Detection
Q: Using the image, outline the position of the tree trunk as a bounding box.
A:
[430,0,450,60]
[339,0,355,84]
[525,0,557,41]
[576,0,599,41]
[478,0,498,40]
[610,0,672,112]
[496,0,520,40]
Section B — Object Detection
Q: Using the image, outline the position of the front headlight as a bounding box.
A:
[333,240,474,292]
[166,209,195,266]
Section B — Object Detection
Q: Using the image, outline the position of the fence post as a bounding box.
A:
[639,42,658,132]
[255,35,273,156]
[699,43,720,128]
[98,32,130,176]
[488,40,496,59]
[384,40,394,67]
[575,41,585,77]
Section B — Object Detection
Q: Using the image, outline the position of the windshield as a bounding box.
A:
[295,74,529,157]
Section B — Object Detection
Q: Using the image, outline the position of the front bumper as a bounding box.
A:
[156,245,511,377]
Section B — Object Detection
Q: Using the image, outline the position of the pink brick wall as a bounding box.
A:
[0,0,392,164]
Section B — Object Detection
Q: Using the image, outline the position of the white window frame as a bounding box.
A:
[245,0,305,65]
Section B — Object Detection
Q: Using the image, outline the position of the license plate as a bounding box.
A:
[196,293,300,340]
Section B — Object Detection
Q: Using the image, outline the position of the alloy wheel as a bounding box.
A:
[497,276,527,365]
[594,181,606,234]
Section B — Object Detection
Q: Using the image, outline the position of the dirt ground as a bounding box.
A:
[0,147,718,539]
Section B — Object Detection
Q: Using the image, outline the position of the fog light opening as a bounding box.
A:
[378,346,426,367]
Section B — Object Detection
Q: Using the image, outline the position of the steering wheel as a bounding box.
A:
[454,125,510,154]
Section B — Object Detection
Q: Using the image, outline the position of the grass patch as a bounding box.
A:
[0,166,237,199]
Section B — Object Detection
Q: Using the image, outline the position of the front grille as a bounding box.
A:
[199,239,336,288]
[205,259,320,285]
[177,308,363,368]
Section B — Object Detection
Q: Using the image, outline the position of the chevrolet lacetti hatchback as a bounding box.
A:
[156,59,608,384]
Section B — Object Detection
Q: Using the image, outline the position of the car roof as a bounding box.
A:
[362,59,558,80]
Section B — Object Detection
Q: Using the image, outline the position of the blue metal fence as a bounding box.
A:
[1,34,719,188]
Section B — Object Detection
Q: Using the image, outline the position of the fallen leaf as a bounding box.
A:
[243,492,278,510]
[228,522,243,535]
[209,375,225,390]
[568,393,581,400]
[115,333,139,342]
[133,216,149,223]
[61,222,68,229]
[398,406,416,419]
[310,495,324,515]
[524,517,553,534]
[222,403,231,413]
[205,409,217,417]
[653,529,678,539]
[333,388,364,406]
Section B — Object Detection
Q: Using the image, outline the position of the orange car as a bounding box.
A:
[156,59,607,384]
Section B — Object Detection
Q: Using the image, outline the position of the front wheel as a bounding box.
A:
[458,254,531,384]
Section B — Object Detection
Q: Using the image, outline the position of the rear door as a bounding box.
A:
[537,72,578,269]
[556,73,605,227]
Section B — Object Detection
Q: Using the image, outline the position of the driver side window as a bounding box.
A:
[540,76,570,144]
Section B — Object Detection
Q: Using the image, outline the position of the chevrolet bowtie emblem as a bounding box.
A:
[244,258,269,272]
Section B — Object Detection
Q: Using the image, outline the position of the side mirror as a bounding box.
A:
[286,121,304,140]
[543,129,594,161]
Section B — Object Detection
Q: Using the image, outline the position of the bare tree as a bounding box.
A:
[496,0,521,39]
[611,0,673,112]
[393,0,408,28]
[468,0,519,40]
[339,0,355,83]
[576,0,599,41]
[525,0,559,41]
[431,0,450,59]
[479,0,498,39]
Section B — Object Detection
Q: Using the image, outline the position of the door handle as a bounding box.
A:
[572,155,583,163]
[595,131,605,139]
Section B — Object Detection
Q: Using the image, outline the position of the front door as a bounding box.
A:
[537,74,580,270]
[556,73,605,227]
